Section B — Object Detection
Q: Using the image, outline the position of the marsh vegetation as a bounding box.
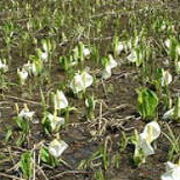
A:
[0,0,180,179]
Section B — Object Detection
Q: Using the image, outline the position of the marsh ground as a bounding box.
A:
[0,0,180,179]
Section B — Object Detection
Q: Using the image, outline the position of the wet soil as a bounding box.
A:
[0,0,180,180]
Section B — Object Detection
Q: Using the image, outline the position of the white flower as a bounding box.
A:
[164,39,171,49]
[70,71,93,93]
[102,55,117,79]
[49,139,68,158]
[0,60,8,72]
[163,108,174,120]
[102,68,112,80]
[70,74,84,93]
[17,68,28,85]
[106,55,117,69]
[83,48,90,57]
[115,42,124,55]
[18,107,35,120]
[160,22,167,31]
[23,61,42,77]
[127,49,137,63]
[161,162,180,180]
[40,51,48,61]
[47,113,65,131]
[163,96,180,120]
[53,90,68,109]
[161,70,172,87]
[138,121,161,156]
[37,48,48,62]
[23,61,33,74]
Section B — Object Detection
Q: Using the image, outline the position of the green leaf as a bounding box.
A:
[4,127,13,143]
[14,116,30,134]
[137,88,159,119]
[173,96,180,121]
[20,151,33,179]
[40,147,59,167]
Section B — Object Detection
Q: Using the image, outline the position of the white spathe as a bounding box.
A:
[115,42,124,55]
[83,48,91,57]
[127,50,137,63]
[23,60,42,76]
[138,121,161,156]
[17,68,28,85]
[102,55,117,79]
[0,60,8,72]
[106,55,117,69]
[40,51,48,61]
[161,70,172,87]
[49,139,68,158]
[161,161,180,180]
[162,108,174,120]
[18,107,35,120]
[47,113,65,131]
[23,61,33,74]
[53,90,68,109]
[164,39,171,49]
[102,68,112,80]
[70,71,93,93]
